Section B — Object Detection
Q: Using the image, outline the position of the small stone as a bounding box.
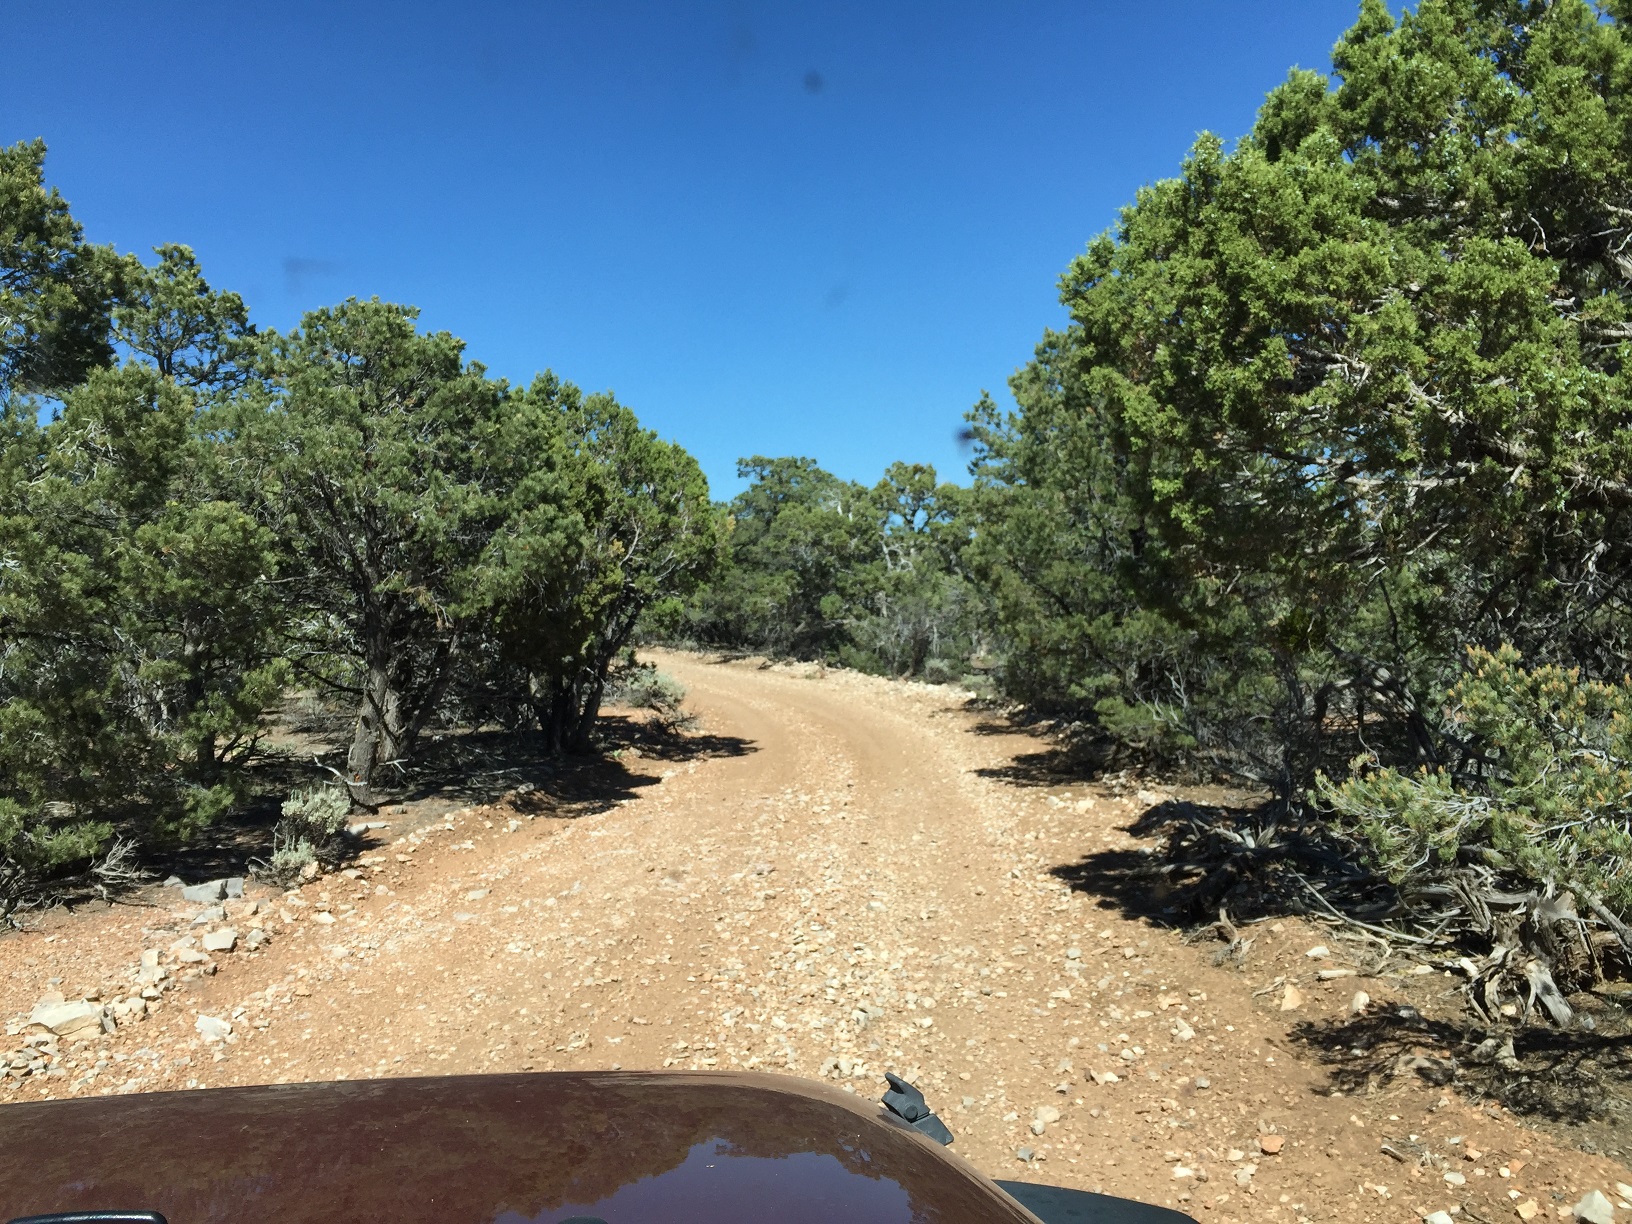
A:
[191,905,226,925]
[1574,1189,1615,1224]
[180,880,225,904]
[1066,948,1081,960]
[1349,991,1371,1015]
[244,928,269,950]
[312,911,336,925]
[201,929,238,953]
[139,949,159,969]
[464,888,489,901]
[1034,1105,1061,1125]
[1618,1184,1632,1203]
[1318,968,1358,980]
[1516,1201,1540,1221]
[1258,1135,1284,1155]
[1444,1171,1467,1187]
[1280,984,1305,1011]
[1016,1146,1035,1162]
[173,948,209,964]
[1030,1119,1047,1135]
[224,877,244,899]
[1424,1213,1456,1224]
[1305,945,1331,959]
[162,875,183,888]
[1194,1076,1210,1089]
[194,1014,232,1043]
[299,860,320,881]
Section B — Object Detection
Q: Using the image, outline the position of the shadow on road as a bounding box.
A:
[1043,800,1222,926]
[1290,1008,1632,1142]
[965,712,1110,788]
[1048,847,1181,924]
[117,713,758,907]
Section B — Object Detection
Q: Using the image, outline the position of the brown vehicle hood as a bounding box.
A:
[1,1070,1041,1223]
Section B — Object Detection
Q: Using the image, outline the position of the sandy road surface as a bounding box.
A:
[4,652,1631,1222]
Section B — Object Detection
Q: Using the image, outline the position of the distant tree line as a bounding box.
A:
[1,139,715,910]
[672,456,983,681]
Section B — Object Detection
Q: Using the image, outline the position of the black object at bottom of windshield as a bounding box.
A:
[996,1180,1198,1224]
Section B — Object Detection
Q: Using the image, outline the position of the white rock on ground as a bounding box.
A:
[28,1000,103,1037]
[194,1015,232,1043]
[201,929,238,953]
[1575,1189,1616,1224]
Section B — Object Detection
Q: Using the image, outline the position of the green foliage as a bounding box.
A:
[1323,646,1632,915]
[0,361,287,860]
[681,456,980,679]
[0,139,118,401]
[972,0,1632,794]
[113,243,254,391]
[234,299,516,793]
[478,374,719,752]
[605,661,688,719]
[0,146,718,909]
[0,172,277,907]
[685,456,874,658]
[264,784,352,884]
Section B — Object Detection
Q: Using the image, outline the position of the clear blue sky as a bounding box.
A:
[5,1,1366,497]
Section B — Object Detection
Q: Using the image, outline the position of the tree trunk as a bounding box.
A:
[570,672,607,752]
[347,659,398,804]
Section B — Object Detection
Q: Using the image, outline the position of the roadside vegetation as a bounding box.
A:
[0,143,716,917]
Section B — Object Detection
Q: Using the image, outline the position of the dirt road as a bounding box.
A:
[4,653,1630,1222]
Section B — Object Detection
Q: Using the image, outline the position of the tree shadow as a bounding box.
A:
[1049,847,1188,925]
[967,711,1112,787]
[104,714,756,899]
[1289,1007,1632,1140]
[1044,799,1261,926]
[1050,795,1400,932]
[1046,794,1632,1139]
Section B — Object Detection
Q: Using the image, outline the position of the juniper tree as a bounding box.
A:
[974,0,1632,791]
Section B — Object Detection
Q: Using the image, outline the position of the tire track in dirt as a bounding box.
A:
[5,652,1631,1223]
